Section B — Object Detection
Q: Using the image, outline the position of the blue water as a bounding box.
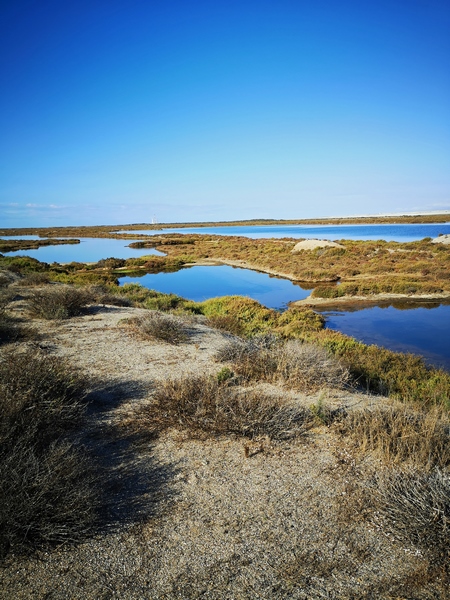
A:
[120,265,310,310]
[3,237,164,263]
[321,304,450,370]
[115,222,450,242]
[3,227,450,369]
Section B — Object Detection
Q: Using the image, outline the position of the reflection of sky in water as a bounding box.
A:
[4,238,164,263]
[322,304,450,370]
[116,222,450,242]
[120,265,309,310]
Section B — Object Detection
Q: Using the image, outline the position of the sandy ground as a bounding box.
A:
[0,302,444,599]
[291,239,344,252]
[432,234,450,245]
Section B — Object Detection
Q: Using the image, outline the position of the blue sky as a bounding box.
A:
[1,0,449,227]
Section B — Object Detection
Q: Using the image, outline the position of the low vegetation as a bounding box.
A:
[335,404,450,469]
[127,311,188,344]
[130,374,313,441]
[0,350,99,555]
[0,238,79,253]
[375,468,450,566]
[217,335,349,393]
[1,241,449,594]
[27,285,92,319]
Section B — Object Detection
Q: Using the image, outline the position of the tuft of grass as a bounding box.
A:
[217,336,349,393]
[127,311,188,344]
[374,468,450,565]
[28,285,92,319]
[336,404,450,469]
[131,374,313,440]
[0,350,99,555]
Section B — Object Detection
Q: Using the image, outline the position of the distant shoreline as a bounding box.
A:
[1,211,450,237]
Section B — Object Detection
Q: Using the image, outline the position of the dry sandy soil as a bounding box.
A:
[0,302,445,599]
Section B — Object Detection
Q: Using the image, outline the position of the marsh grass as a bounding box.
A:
[0,350,99,555]
[87,284,132,307]
[127,311,188,344]
[28,285,92,319]
[336,405,450,469]
[217,335,350,393]
[130,374,313,440]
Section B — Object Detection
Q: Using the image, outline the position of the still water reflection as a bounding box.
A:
[4,238,164,263]
[320,303,450,370]
[120,265,311,310]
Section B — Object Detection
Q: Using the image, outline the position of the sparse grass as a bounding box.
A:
[28,285,92,319]
[0,350,99,555]
[217,335,350,393]
[335,404,450,469]
[127,311,188,344]
[130,374,313,440]
[374,468,450,566]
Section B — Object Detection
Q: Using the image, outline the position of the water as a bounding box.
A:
[3,237,164,263]
[116,222,450,242]
[3,226,450,369]
[320,303,450,370]
[120,265,311,310]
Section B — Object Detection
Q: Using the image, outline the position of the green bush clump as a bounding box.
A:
[0,350,99,555]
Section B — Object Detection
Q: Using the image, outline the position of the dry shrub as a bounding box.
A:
[133,374,313,440]
[375,468,450,565]
[128,311,188,344]
[0,290,34,344]
[0,350,99,555]
[337,405,450,469]
[19,272,50,286]
[28,285,92,319]
[216,336,349,393]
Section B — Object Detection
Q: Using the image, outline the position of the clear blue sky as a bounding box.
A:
[1,0,449,227]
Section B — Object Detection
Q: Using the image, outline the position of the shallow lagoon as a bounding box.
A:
[4,228,450,370]
[120,265,311,310]
[4,237,164,263]
[117,222,450,242]
[320,303,450,370]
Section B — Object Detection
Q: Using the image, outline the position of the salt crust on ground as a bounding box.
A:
[0,304,430,599]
